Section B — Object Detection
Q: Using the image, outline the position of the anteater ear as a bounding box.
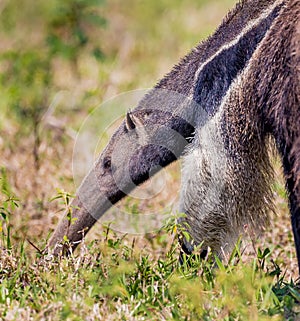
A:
[125,110,144,132]
[125,110,136,131]
[125,110,148,144]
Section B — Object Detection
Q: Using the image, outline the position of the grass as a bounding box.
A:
[0,217,300,320]
[0,0,300,320]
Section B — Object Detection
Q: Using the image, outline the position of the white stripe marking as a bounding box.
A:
[190,0,283,97]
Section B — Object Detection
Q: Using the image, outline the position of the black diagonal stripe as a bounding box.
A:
[193,3,283,118]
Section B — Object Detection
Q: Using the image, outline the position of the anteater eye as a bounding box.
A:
[103,157,111,170]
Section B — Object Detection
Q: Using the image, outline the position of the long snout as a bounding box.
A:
[47,167,118,255]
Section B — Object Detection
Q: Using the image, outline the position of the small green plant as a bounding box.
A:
[51,188,76,222]
[50,188,76,248]
[0,168,19,251]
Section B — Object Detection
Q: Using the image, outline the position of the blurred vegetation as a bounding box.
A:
[0,0,107,169]
[0,0,299,320]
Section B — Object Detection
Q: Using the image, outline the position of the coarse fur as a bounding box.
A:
[179,99,275,256]
[230,0,300,265]
[47,0,299,272]
[180,0,299,261]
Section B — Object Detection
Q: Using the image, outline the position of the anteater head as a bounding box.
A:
[48,90,195,254]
